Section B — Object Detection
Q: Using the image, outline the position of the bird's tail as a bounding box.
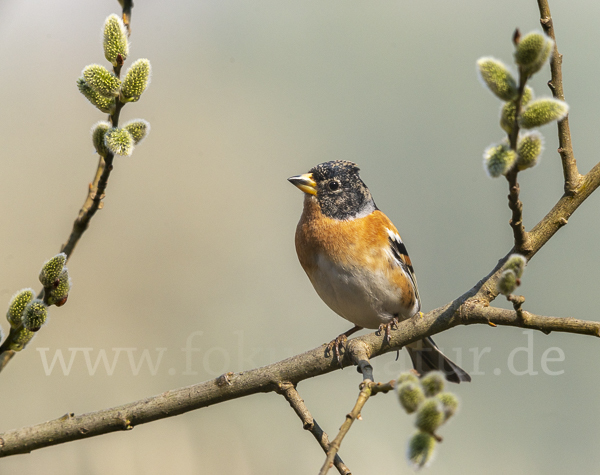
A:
[406,337,471,383]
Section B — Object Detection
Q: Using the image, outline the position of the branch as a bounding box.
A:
[277,383,351,475]
[462,305,600,337]
[319,380,394,475]
[537,0,581,194]
[1,298,598,457]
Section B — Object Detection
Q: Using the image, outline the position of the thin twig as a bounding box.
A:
[60,90,124,259]
[278,383,351,475]
[0,5,133,372]
[537,0,581,194]
[0,351,15,372]
[318,381,394,475]
[505,168,531,253]
[346,340,374,382]
[505,39,532,253]
[464,305,600,337]
[506,294,526,322]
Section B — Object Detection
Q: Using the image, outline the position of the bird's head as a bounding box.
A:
[288,160,376,220]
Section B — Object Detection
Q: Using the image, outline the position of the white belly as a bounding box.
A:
[308,253,410,329]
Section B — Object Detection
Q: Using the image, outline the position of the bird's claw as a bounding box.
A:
[325,334,348,368]
[378,317,399,345]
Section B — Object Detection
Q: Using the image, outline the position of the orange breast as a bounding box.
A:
[295,195,418,320]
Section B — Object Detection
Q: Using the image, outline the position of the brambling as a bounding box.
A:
[288,160,470,383]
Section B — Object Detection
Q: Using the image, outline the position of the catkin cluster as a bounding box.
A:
[477,32,568,178]
[5,253,72,351]
[78,14,151,157]
[396,372,460,470]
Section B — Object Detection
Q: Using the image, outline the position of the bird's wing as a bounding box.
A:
[385,227,422,310]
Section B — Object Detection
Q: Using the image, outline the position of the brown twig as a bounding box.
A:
[505,168,531,253]
[346,339,374,382]
[60,93,124,259]
[505,39,532,253]
[464,305,600,337]
[60,4,129,260]
[506,294,526,322]
[278,383,351,475]
[537,0,581,194]
[0,6,133,373]
[0,350,15,372]
[60,2,130,260]
[318,381,394,475]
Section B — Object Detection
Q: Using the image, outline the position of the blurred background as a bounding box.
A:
[0,0,599,473]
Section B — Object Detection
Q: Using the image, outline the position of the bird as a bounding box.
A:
[288,160,470,383]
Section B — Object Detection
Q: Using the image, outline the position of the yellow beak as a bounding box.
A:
[287,173,317,195]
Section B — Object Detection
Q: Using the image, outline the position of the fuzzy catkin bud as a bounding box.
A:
[104,128,134,156]
[9,327,35,351]
[397,372,420,386]
[120,59,151,102]
[39,253,67,287]
[526,37,553,76]
[47,269,71,307]
[483,143,516,178]
[515,31,554,76]
[77,78,116,114]
[92,121,111,157]
[436,392,459,421]
[477,57,518,101]
[7,288,35,329]
[517,132,543,171]
[497,269,518,295]
[123,119,150,145]
[415,399,445,434]
[500,86,533,135]
[23,300,47,332]
[103,14,129,67]
[82,64,121,97]
[504,254,527,278]
[397,382,425,414]
[407,431,436,470]
[420,372,445,397]
[520,98,569,129]
[515,32,546,66]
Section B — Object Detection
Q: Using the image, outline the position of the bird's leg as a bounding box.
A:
[325,325,363,366]
[377,316,399,345]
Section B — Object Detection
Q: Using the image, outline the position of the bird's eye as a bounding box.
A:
[328,181,340,191]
